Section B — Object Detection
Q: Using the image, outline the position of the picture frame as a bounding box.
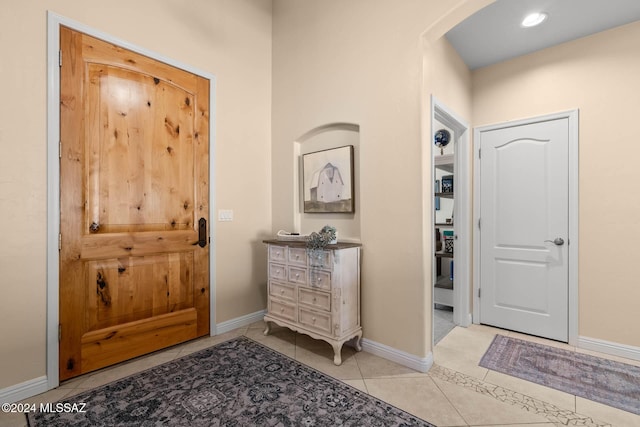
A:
[302,145,355,213]
[441,175,454,193]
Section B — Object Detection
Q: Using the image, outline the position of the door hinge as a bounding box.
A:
[59,141,62,159]
[478,218,481,229]
[59,50,62,67]
[478,288,481,298]
[478,148,481,159]
[58,324,62,342]
[58,233,62,251]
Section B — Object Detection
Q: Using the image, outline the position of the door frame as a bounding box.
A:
[430,96,472,338]
[46,11,217,389]
[472,110,579,345]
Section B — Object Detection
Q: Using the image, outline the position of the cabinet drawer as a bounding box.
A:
[269,281,296,302]
[298,307,332,335]
[269,245,287,262]
[308,250,332,269]
[288,247,307,266]
[309,270,331,290]
[269,298,297,322]
[298,288,331,311]
[269,263,287,281]
[288,266,307,285]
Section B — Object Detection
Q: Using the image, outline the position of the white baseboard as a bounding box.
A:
[361,338,433,373]
[215,310,266,335]
[578,336,640,362]
[458,312,472,328]
[0,376,49,404]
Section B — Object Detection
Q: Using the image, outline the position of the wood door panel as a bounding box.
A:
[60,27,87,379]
[81,230,198,259]
[85,253,195,331]
[81,309,197,374]
[80,37,199,92]
[87,64,195,233]
[60,26,209,380]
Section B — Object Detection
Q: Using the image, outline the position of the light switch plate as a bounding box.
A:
[218,209,234,221]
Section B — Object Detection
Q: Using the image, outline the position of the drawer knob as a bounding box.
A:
[280,289,285,294]
[312,297,317,302]
[312,317,316,323]
[295,273,300,278]
[280,308,285,313]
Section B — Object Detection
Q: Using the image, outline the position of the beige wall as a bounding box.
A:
[422,35,475,321]
[472,21,640,347]
[13,0,635,397]
[0,0,272,389]
[272,0,485,357]
[425,37,473,121]
[424,34,474,254]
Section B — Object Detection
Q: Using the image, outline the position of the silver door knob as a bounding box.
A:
[544,238,564,246]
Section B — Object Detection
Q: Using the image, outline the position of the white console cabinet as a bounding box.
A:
[262,240,362,365]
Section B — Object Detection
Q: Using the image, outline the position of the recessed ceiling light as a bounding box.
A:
[521,12,548,28]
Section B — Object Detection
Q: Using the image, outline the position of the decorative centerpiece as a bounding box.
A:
[307,225,337,264]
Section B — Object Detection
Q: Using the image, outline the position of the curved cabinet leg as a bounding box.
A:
[332,342,344,366]
[353,332,363,352]
[263,321,272,336]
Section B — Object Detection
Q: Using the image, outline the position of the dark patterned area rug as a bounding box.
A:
[479,334,640,415]
[29,337,434,426]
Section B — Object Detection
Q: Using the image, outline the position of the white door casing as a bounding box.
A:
[431,96,472,340]
[474,111,579,343]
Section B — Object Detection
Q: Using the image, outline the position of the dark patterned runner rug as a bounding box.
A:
[479,334,640,415]
[29,337,434,426]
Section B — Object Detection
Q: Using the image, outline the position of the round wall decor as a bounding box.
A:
[434,129,451,154]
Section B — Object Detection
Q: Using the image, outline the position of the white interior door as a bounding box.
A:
[478,116,569,342]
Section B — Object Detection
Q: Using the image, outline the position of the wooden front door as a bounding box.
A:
[59,27,210,381]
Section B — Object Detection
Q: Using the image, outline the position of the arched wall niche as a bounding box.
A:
[293,123,361,241]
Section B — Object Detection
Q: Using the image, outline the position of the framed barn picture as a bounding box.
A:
[302,145,354,213]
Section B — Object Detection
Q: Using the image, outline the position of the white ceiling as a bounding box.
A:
[446,0,640,70]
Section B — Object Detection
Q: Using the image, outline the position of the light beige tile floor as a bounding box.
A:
[2,322,638,427]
